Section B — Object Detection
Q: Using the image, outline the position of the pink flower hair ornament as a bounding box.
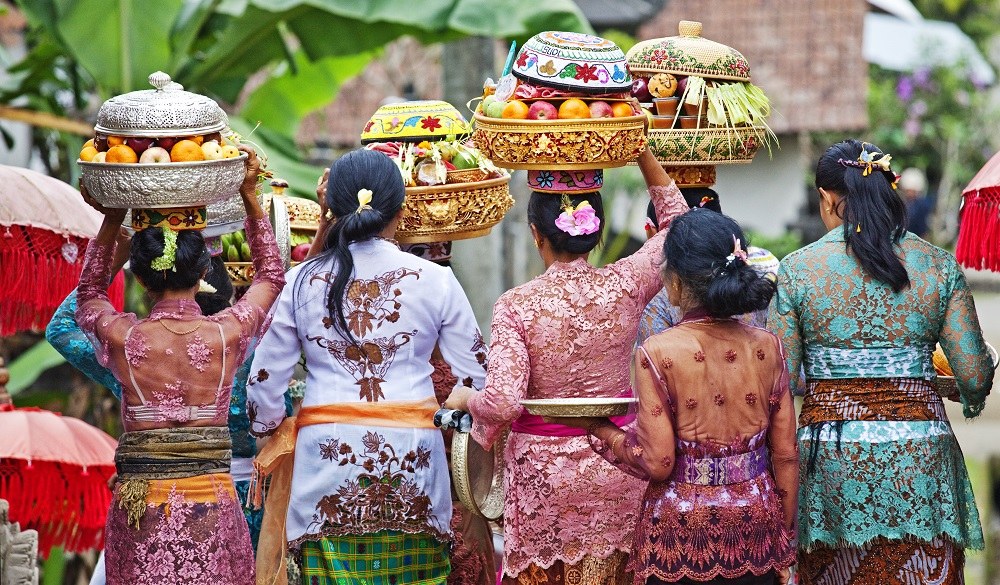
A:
[555,198,601,236]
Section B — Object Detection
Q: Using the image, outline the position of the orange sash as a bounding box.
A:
[254,397,438,585]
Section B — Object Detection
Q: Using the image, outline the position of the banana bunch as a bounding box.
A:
[221,230,252,263]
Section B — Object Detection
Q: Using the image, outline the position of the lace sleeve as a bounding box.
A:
[75,239,132,367]
[767,265,804,396]
[939,265,994,418]
[767,337,798,532]
[591,346,676,481]
[614,183,689,304]
[469,296,528,449]
[246,282,299,438]
[225,216,286,347]
[435,270,487,391]
[45,289,123,398]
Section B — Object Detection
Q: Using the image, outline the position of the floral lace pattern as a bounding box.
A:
[798,420,984,551]
[45,291,122,397]
[768,229,993,414]
[104,479,254,585]
[187,334,214,372]
[467,183,689,576]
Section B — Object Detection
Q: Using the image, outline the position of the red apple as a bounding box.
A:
[95,135,109,152]
[631,78,652,102]
[125,137,156,155]
[676,76,688,95]
[291,243,311,262]
[589,101,614,118]
[157,136,178,151]
[527,101,559,120]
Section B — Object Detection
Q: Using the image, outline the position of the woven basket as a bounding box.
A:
[647,126,764,165]
[396,174,513,244]
[627,21,752,82]
[472,113,646,170]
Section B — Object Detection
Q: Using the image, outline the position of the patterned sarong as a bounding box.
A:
[299,531,450,585]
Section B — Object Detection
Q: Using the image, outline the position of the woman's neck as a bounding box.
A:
[156,287,198,303]
[542,249,588,268]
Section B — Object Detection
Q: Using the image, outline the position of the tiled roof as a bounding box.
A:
[638,0,869,133]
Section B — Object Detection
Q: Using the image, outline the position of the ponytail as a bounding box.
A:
[816,139,909,292]
[296,149,405,342]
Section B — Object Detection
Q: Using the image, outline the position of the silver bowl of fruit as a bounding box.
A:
[77,71,247,209]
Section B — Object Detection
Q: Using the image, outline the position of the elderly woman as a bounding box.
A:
[768,139,995,584]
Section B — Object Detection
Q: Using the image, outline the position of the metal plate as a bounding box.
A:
[519,397,637,418]
[451,429,505,521]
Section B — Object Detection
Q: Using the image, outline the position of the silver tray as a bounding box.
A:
[79,154,247,209]
[519,397,637,418]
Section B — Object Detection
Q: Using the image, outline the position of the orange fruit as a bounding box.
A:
[170,139,206,162]
[83,138,95,149]
[105,144,138,163]
[612,102,636,117]
[501,100,530,119]
[79,146,99,162]
[184,135,205,145]
[107,135,126,147]
[558,98,591,119]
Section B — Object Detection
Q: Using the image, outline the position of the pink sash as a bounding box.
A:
[511,390,636,437]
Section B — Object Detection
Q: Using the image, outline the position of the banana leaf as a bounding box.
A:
[7,340,65,396]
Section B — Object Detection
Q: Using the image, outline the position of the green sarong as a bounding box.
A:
[299,531,449,585]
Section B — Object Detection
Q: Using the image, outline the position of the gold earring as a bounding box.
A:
[825,207,832,213]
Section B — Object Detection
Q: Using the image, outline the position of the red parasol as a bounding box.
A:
[0,361,117,557]
[956,150,1000,271]
[0,164,124,335]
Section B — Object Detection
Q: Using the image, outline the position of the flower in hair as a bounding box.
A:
[356,188,374,214]
[725,235,748,266]
[197,280,217,294]
[858,149,892,176]
[555,199,600,236]
[150,226,178,272]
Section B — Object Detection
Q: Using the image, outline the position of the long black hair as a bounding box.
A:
[663,208,775,318]
[816,139,909,292]
[303,149,405,341]
[130,228,210,292]
[527,191,604,255]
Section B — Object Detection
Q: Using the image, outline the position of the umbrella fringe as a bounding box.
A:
[956,189,1000,272]
[0,227,124,336]
[0,458,113,557]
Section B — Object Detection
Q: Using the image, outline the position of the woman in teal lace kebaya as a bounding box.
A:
[768,139,995,585]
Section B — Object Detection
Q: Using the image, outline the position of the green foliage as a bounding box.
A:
[598,29,637,54]
[745,229,803,260]
[6,340,65,395]
[910,0,1000,52]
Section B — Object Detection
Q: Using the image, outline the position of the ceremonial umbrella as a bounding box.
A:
[955,149,1000,272]
[0,164,123,335]
[0,360,117,557]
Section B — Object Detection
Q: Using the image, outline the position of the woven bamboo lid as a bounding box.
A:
[627,21,752,82]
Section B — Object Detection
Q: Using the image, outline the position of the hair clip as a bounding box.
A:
[724,235,748,266]
[356,188,374,214]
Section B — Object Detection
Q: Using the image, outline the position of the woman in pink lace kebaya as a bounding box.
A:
[447,148,689,585]
[75,148,285,585]
[557,210,798,585]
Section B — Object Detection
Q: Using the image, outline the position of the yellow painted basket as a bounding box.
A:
[647,126,765,166]
[396,174,514,244]
[472,113,646,170]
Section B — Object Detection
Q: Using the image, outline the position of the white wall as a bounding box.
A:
[714,134,808,237]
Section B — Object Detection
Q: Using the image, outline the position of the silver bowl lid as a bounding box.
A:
[94,71,227,137]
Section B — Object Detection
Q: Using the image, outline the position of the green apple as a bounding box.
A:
[452,151,479,170]
[485,100,506,119]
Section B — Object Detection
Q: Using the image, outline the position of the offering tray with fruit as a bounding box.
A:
[626,21,775,166]
[78,72,247,209]
[362,100,514,243]
[472,32,647,170]
[519,397,637,418]
[933,342,998,397]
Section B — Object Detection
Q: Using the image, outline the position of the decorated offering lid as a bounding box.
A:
[527,169,604,194]
[627,21,752,82]
[94,72,228,137]
[512,31,631,94]
[361,100,471,144]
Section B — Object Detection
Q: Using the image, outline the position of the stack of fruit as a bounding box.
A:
[78,72,249,216]
[360,100,513,244]
[472,31,647,170]
[224,180,322,286]
[626,21,776,168]
[79,131,241,165]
